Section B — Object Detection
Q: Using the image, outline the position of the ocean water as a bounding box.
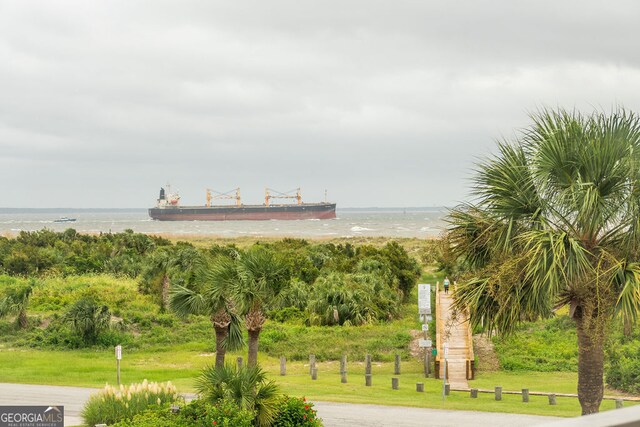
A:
[0,208,447,239]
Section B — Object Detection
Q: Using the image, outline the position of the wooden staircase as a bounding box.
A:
[434,283,474,389]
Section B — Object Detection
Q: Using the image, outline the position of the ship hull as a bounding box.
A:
[148,203,336,221]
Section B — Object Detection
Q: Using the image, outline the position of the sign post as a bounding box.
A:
[115,345,122,386]
[418,284,432,377]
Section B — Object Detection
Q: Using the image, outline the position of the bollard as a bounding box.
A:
[237,357,243,369]
[416,383,424,392]
[365,354,372,375]
[548,394,557,405]
[616,399,624,409]
[311,367,318,380]
[495,386,502,401]
[522,388,529,403]
[280,356,286,376]
[445,383,450,396]
[470,388,478,398]
[365,374,372,387]
[341,371,348,383]
[392,377,399,390]
[394,354,401,375]
[309,354,316,375]
[340,355,347,375]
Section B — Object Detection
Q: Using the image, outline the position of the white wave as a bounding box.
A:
[350,226,374,232]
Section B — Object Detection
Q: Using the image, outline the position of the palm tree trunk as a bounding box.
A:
[161,274,170,311]
[576,316,605,415]
[18,309,28,329]
[246,307,265,367]
[214,325,229,368]
[247,329,261,367]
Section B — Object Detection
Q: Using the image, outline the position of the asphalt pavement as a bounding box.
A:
[0,383,560,426]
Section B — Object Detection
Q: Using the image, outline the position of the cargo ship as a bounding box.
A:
[148,187,337,221]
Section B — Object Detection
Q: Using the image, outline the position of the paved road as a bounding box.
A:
[0,383,560,426]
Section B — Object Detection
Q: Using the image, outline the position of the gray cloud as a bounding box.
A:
[1,0,639,207]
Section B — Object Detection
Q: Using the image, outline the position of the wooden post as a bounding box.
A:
[340,355,347,374]
[495,386,502,401]
[394,354,401,375]
[309,354,316,375]
[425,351,431,376]
[470,388,478,398]
[341,371,348,384]
[522,388,529,403]
[279,356,286,376]
[311,367,318,380]
[416,383,424,392]
[616,399,624,409]
[365,374,372,387]
[365,354,372,375]
[392,377,399,390]
[445,384,450,396]
[548,394,556,405]
[236,357,243,370]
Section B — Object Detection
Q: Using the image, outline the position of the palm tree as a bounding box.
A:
[170,256,244,368]
[140,245,201,311]
[195,364,280,427]
[447,108,640,415]
[64,297,111,344]
[0,281,34,329]
[232,247,288,367]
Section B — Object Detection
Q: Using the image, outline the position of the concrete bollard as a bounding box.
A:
[236,357,243,369]
[280,356,286,376]
[309,354,316,375]
[394,354,401,375]
[495,386,502,401]
[392,377,399,390]
[340,354,347,374]
[522,388,529,403]
[365,374,372,387]
[470,388,478,398]
[311,367,318,380]
[341,371,348,383]
[548,394,556,405]
[445,384,450,396]
[616,399,624,409]
[365,354,372,375]
[416,382,424,392]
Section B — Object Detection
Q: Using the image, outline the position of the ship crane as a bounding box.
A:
[206,188,241,207]
[264,188,302,207]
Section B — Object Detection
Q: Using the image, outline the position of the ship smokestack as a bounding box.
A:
[159,187,166,200]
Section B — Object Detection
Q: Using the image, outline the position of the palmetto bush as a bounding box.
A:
[196,364,280,427]
[307,272,401,326]
[81,380,180,426]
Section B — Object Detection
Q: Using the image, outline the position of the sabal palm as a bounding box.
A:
[0,282,34,329]
[171,256,244,368]
[448,108,640,415]
[232,247,288,367]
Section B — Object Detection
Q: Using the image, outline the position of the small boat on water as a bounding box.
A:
[53,217,77,223]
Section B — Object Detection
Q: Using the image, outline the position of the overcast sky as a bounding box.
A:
[1,1,639,208]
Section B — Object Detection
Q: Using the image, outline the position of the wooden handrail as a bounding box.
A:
[435,281,441,364]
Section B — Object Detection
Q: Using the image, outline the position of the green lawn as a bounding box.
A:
[0,347,635,418]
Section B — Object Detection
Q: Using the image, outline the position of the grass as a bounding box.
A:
[0,348,635,418]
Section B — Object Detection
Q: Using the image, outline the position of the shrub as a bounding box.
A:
[606,339,640,393]
[273,396,322,427]
[81,380,180,426]
[111,399,253,427]
[196,364,280,427]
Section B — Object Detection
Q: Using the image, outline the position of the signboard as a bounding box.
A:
[431,348,437,356]
[421,324,429,331]
[115,345,122,360]
[443,342,449,357]
[0,406,64,427]
[418,339,432,348]
[418,284,431,315]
